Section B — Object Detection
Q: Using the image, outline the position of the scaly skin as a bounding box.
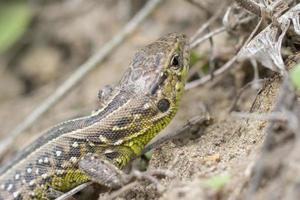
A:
[0,33,190,200]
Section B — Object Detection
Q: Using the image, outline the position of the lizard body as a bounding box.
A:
[0,33,189,200]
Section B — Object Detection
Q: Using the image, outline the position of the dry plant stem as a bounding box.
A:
[186,18,263,90]
[131,170,165,192]
[208,26,216,80]
[0,0,163,157]
[105,169,172,200]
[185,54,238,90]
[231,111,289,122]
[55,182,92,200]
[246,78,297,199]
[184,0,212,16]
[55,170,172,200]
[105,182,139,200]
[250,59,260,88]
[245,82,265,127]
[229,79,266,112]
[190,3,226,42]
[189,26,226,49]
[190,12,221,42]
[235,0,262,16]
[248,86,264,113]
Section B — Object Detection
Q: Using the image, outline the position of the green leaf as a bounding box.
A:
[144,149,153,159]
[291,63,300,90]
[190,51,203,66]
[0,2,32,53]
[202,174,230,190]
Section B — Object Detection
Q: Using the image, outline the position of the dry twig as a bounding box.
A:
[235,0,289,20]
[185,54,238,90]
[235,0,262,16]
[55,182,92,200]
[104,182,139,200]
[229,79,266,112]
[190,3,226,42]
[245,78,298,199]
[105,169,173,200]
[189,26,226,49]
[232,111,289,122]
[186,18,263,90]
[184,0,212,17]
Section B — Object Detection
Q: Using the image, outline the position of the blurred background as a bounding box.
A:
[0,0,218,146]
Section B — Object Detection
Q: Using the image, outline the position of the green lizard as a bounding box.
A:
[0,33,190,200]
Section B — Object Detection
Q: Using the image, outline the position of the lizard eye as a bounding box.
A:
[170,54,181,69]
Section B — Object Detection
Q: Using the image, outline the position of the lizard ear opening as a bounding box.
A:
[157,98,170,112]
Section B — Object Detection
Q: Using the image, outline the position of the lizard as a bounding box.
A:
[0,33,190,200]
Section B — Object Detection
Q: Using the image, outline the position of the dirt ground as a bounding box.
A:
[0,0,299,200]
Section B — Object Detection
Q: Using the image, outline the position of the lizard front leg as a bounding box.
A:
[78,150,170,191]
[79,153,130,189]
[53,154,129,200]
[79,145,136,189]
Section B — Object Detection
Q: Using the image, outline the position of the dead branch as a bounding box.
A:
[190,3,226,42]
[185,54,238,90]
[235,0,262,16]
[245,78,298,199]
[55,182,92,200]
[229,79,266,112]
[186,17,263,90]
[232,111,289,122]
[104,182,139,200]
[189,26,226,49]
[184,0,213,17]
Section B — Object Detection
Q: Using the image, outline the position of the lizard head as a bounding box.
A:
[120,33,189,114]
